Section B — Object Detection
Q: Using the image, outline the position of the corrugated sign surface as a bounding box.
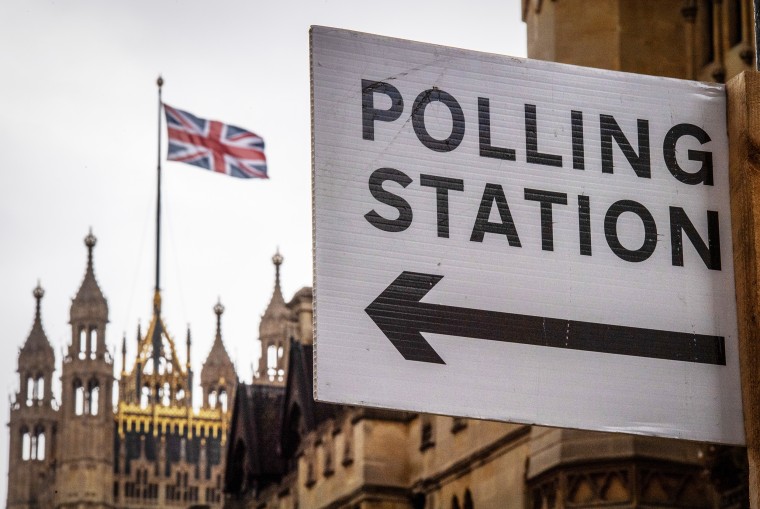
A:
[310,26,744,445]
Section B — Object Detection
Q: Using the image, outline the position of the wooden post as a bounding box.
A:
[727,70,760,508]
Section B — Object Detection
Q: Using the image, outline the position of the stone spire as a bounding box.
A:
[121,333,127,375]
[201,299,236,388]
[186,325,192,371]
[256,250,294,385]
[259,250,290,337]
[19,282,54,367]
[69,229,108,324]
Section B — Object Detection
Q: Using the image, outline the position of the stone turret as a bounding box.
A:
[56,230,114,509]
[68,229,109,361]
[200,299,237,412]
[256,250,294,385]
[18,283,56,406]
[7,283,59,509]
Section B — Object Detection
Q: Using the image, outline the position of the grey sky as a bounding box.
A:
[0,0,526,501]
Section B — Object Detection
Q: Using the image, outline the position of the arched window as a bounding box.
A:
[451,495,461,509]
[162,383,171,407]
[26,376,34,405]
[90,327,98,360]
[218,390,228,413]
[30,433,38,460]
[89,380,100,416]
[208,390,217,409]
[74,379,85,415]
[35,376,45,401]
[140,386,150,409]
[21,427,31,461]
[463,489,473,509]
[79,326,87,359]
[34,426,45,461]
[176,388,185,402]
[267,344,280,381]
[420,415,435,451]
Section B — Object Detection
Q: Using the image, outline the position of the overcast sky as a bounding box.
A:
[0,0,526,501]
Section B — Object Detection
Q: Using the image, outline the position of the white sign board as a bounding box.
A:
[310,26,744,445]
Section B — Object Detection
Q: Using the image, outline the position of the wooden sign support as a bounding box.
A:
[727,71,760,508]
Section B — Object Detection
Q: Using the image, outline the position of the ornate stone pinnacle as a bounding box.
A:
[33,281,44,301]
[272,249,283,267]
[84,228,97,248]
[214,298,225,317]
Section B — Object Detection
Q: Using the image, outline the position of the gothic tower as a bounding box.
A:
[255,251,293,385]
[200,299,237,413]
[56,230,115,508]
[7,283,59,509]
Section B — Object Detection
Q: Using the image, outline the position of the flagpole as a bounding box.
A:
[155,75,163,313]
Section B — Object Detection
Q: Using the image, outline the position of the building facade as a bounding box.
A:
[7,231,237,509]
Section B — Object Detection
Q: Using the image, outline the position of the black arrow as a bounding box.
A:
[365,271,726,366]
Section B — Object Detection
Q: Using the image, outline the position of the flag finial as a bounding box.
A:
[157,75,164,88]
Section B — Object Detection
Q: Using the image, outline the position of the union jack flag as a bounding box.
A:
[164,104,268,179]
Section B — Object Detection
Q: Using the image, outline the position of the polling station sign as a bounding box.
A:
[310,26,744,445]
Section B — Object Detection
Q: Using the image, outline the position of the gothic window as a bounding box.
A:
[342,424,354,466]
[74,379,85,415]
[26,376,34,405]
[33,426,45,460]
[35,376,44,401]
[25,375,45,405]
[208,390,217,409]
[305,452,316,488]
[218,389,228,413]
[204,474,223,503]
[420,415,435,451]
[144,358,154,374]
[79,326,87,359]
[176,388,185,402]
[267,344,277,380]
[30,433,38,460]
[161,382,171,406]
[89,380,99,416]
[463,489,473,509]
[452,495,461,509]
[89,327,97,359]
[126,468,158,500]
[323,439,334,477]
[21,427,31,461]
[140,385,150,409]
